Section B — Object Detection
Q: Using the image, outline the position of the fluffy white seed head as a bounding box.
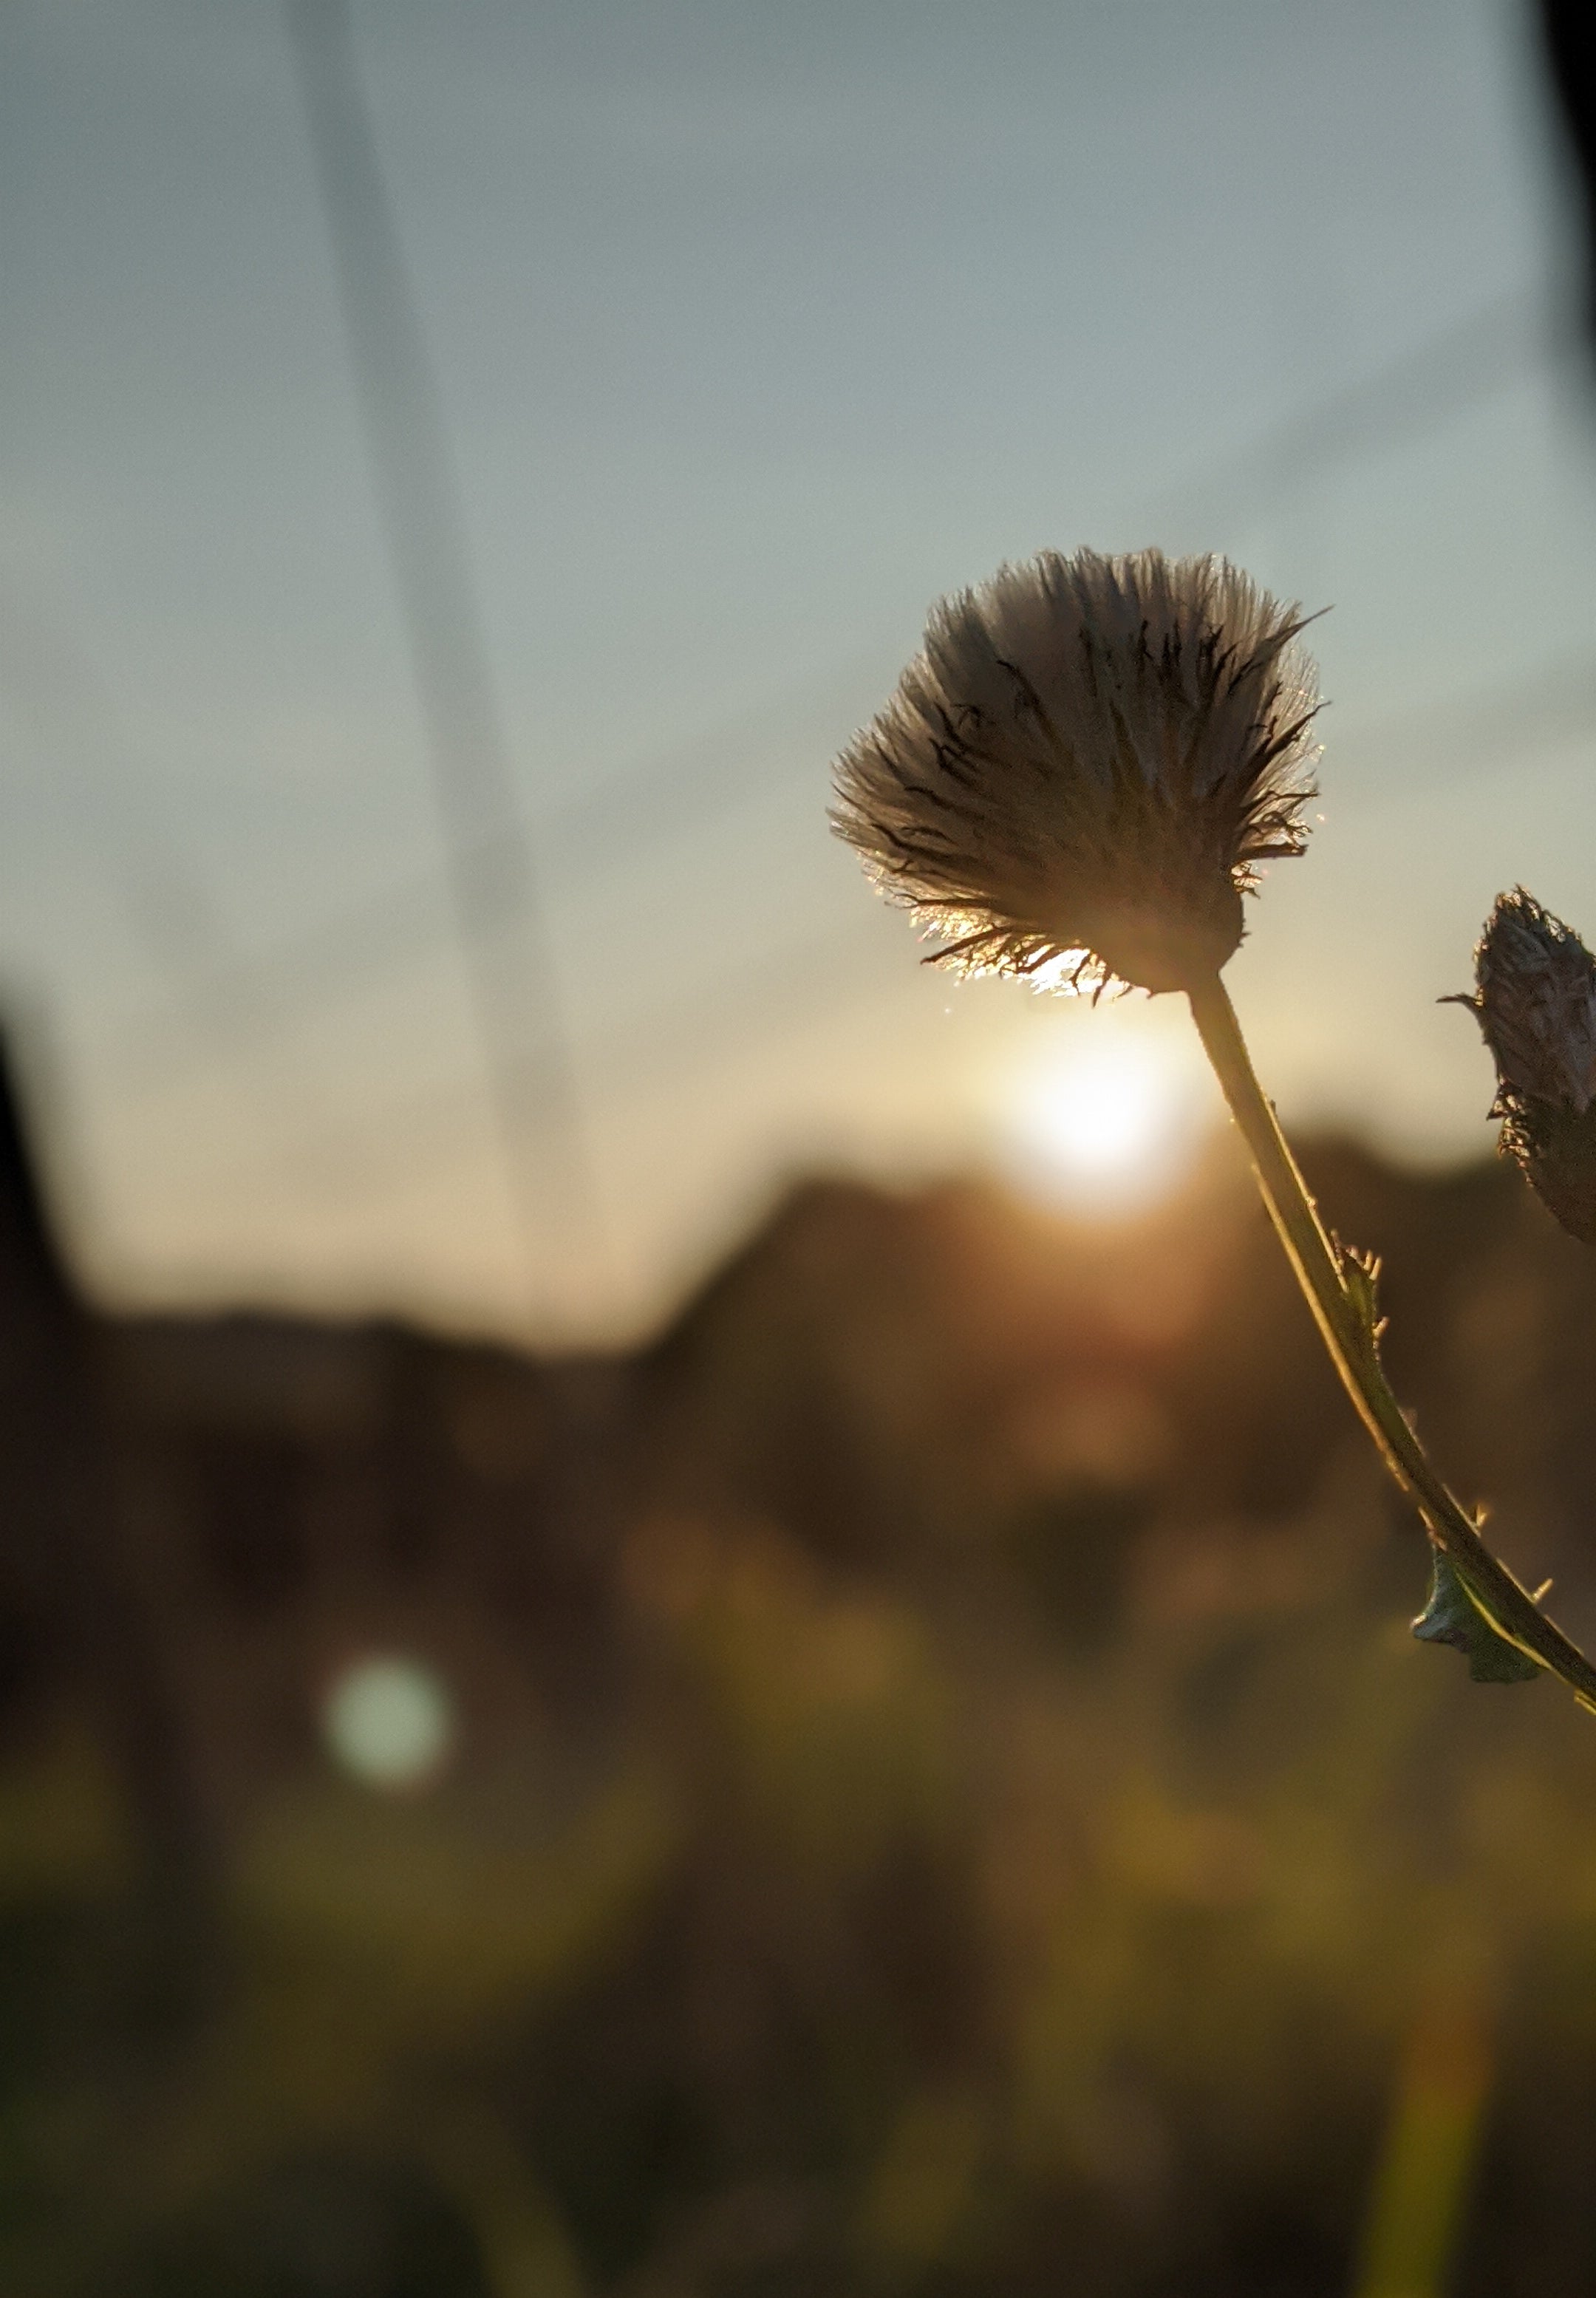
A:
[831,548,1321,996]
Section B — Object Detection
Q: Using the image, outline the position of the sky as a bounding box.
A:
[4,0,1596,1342]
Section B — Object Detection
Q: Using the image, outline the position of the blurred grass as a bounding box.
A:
[1354,1990,1493,2298]
[6,1150,1596,2291]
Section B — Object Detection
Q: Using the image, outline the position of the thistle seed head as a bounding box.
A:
[831,548,1321,995]
[1452,889,1596,1244]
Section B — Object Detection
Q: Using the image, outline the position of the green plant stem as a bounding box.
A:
[1187,969,1596,1714]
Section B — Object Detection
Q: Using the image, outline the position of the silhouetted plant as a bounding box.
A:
[834,547,1596,1710]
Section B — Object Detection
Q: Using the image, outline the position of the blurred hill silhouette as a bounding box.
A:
[4,1046,1596,2296]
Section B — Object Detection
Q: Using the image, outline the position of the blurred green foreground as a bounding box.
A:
[4,1080,1596,2296]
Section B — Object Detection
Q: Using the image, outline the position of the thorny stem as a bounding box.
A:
[1187,969,1596,1716]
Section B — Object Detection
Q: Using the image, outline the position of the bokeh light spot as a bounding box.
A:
[321,1654,455,1790]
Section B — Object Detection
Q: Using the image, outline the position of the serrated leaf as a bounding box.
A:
[1412,1551,1541,1684]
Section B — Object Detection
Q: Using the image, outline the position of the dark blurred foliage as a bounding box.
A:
[6,1054,1596,2296]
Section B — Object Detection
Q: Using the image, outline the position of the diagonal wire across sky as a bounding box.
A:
[283,0,603,1306]
[8,259,1591,1227]
[72,265,1594,1125]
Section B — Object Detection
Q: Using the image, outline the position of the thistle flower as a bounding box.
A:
[1451,888,1596,1244]
[825,553,1596,1710]
[831,548,1321,995]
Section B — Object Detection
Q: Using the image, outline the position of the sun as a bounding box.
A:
[997,1018,1217,1215]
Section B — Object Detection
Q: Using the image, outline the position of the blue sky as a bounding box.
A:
[4,0,1596,1337]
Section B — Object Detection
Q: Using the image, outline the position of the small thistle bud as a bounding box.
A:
[1450,888,1596,1244]
[831,548,1321,995]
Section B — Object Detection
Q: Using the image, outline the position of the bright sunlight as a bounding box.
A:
[995,1011,1220,1216]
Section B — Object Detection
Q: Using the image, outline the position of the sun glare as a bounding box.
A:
[998,1022,1216,1216]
